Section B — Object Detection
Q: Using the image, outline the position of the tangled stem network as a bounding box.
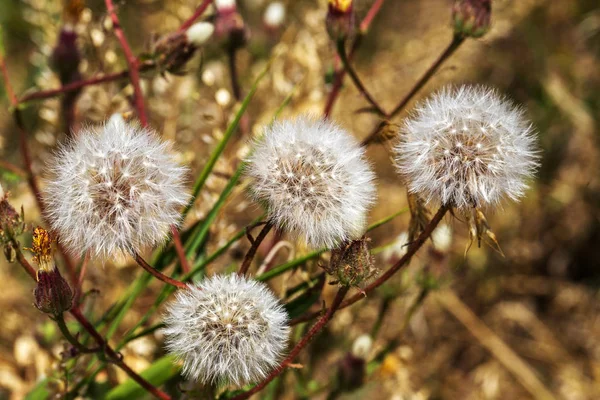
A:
[394,85,539,210]
[163,274,289,386]
[246,117,376,249]
[44,114,190,258]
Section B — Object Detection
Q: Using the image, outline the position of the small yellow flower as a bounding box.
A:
[328,0,352,13]
[27,227,55,272]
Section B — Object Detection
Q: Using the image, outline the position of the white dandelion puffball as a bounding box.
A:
[246,117,376,249]
[44,114,189,257]
[163,274,289,386]
[394,85,538,210]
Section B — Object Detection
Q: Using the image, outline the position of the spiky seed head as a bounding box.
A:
[246,117,376,249]
[163,274,289,386]
[44,114,190,258]
[394,85,538,211]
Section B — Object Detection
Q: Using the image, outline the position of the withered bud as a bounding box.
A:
[152,23,213,75]
[0,187,25,242]
[326,238,377,288]
[34,266,73,315]
[51,25,81,85]
[326,0,355,42]
[335,334,371,393]
[214,3,249,50]
[452,0,491,38]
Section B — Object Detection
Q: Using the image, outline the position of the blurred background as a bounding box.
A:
[1,0,599,399]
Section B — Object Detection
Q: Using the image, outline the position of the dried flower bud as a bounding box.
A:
[0,186,25,242]
[326,238,377,287]
[214,0,249,50]
[51,25,81,85]
[452,0,491,38]
[34,266,73,315]
[336,335,372,393]
[326,0,355,42]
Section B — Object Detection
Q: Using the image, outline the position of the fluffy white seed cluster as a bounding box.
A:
[246,117,376,249]
[394,85,538,210]
[44,114,189,258]
[163,274,289,386]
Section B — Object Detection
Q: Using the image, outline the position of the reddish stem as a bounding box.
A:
[70,308,171,400]
[133,252,188,290]
[290,205,449,325]
[323,0,386,117]
[10,246,171,400]
[104,0,148,127]
[0,159,26,177]
[361,36,464,146]
[238,222,272,276]
[177,0,214,33]
[170,225,191,274]
[231,286,350,400]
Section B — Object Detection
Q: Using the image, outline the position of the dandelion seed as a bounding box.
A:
[245,117,376,249]
[163,274,289,386]
[394,85,538,210]
[44,114,190,258]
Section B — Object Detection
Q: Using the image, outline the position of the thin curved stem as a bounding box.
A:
[104,0,148,126]
[231,286,350,400]
[238,222,272,276]
[177,0,214,33]
[55,313,100,354]
[133,252,188,290]
[290,205,449,325]
[336,40,386,116]
[170,225,191,274]
[361,36,464,146]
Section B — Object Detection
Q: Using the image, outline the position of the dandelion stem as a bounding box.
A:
[230,286,350,400]
[177,0,214,33]
[290,204,449,325]
[70,307,172,400]
[170,225,191,274]
[133,252,188,289]
[55,313,100,354]
[336,40,387,116]
[10,243,171,399]
[239,222,273,276]
[361,35,465,146]
[105,0,148,126]
[324,0,387,117]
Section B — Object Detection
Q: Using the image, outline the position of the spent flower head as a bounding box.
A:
[163,274,289,386]
[246,117,376,249]
[394,85,538,211]
[44,114,189,258]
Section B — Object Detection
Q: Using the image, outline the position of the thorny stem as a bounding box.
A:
[170,225,191,274]
[336,40,386,116]
[290,205,449,325]
[239,222,273,276]
[55,313,99,354]
[10,245,171,400]
[133,252,188,290]
[231,286,350,400]
[177,0,214,33]
[105,0,148,127]
[361,35,465,146]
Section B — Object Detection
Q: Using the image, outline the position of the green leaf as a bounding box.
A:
[105,355,179,400]
[24,379,50,400]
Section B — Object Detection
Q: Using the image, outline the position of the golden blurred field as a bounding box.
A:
[1,0,599,399]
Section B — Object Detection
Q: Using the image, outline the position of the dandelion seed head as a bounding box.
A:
[44,114,190,258]
[163,274,289,386]
[394,85,538,210]
[246,117,376,249]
